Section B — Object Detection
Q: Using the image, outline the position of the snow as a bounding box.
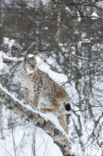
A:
[96,1,103,9]
[77,39,91,48]
[0,50,23,63]
[3,37,15,49]
[91,12,100,19]
[92,43,103,51]
[28,54,34,58]
[0,52,9,74]
[42,0,48,5]
[0,119,63,156]
[36,56,68,84]
[77,11,81,22]
[35,129,63,156]
[65,7,71,12]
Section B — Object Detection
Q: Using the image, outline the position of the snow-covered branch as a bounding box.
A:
[3,57,22,64]
[0,85,71,156]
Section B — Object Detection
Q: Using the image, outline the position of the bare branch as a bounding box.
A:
[3,58,22,64]
[0,86,71,156]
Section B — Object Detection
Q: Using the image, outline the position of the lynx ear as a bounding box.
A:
[24,55,27,61]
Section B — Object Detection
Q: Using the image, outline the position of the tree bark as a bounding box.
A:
[0,86,71,156]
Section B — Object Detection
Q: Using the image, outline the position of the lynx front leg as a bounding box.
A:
[32,86,43,109]
[32,94,40,108]
[24,88,30,104]
[56,110,69,134]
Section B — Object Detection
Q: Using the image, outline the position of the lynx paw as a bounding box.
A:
[23,100,29,105]
[40,108,46,113]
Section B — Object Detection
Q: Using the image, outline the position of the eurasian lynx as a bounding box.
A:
[20,54,71,133]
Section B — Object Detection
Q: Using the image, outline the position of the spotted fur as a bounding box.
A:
[19,55,71,133]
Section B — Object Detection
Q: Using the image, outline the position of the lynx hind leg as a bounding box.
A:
[32,94,40,108]
[56,110,69,134]
[24,88,30,104]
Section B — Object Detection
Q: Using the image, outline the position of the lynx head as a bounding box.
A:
[23,54,37,74]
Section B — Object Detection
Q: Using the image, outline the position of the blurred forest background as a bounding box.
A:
[0,0,103,156]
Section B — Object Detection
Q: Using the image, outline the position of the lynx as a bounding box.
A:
[19,54,71,133]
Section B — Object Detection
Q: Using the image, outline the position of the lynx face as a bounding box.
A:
[23,55,37,74]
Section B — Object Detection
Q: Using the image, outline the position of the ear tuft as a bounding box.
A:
[24,55,27,61]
